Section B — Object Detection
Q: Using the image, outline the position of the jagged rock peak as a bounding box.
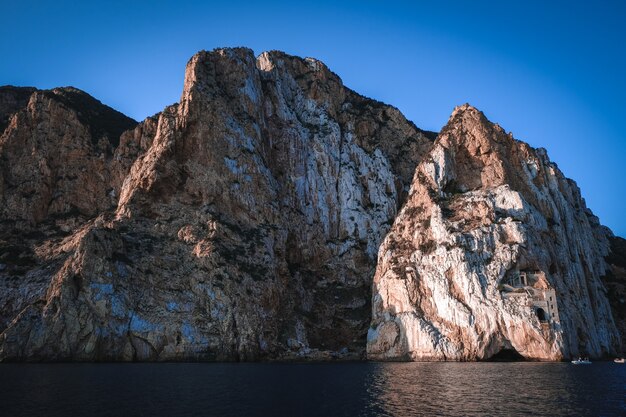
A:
[367,104,620,361]
[183,47,337,80]
[0,85,138,226]
[0,85,137,145]
[181,48,343,107]
[0,47,435,362]
[450,102,480,116]
[443,102,509,141]
[43,87,137,145]
[448,103,500,124]
[182,47,257,96]
[0,86,37,133]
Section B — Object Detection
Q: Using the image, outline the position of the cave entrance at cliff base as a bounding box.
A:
[488,348,525,362]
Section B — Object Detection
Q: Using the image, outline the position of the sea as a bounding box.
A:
[0,362,624,416]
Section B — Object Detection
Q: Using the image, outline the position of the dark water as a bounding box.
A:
[0,362,624,416]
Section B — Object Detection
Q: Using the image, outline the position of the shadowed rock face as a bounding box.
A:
[0,49,622,362]
[0,85,138,350]
[603,236,626,355]
[367,105,621,361]
[0,48,433,361]
[0,86,37,134]
[0,86,137,226]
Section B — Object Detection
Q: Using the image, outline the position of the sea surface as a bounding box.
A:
[0,362,624,416]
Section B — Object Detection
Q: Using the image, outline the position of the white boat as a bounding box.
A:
[614,358,625,364]
[571,358,592,365]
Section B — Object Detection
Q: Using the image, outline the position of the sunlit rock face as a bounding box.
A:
[367,105,621,361]
[0,49,622,362]
[0,48,433,360]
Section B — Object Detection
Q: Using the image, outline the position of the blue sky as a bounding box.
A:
[2,0,625,235]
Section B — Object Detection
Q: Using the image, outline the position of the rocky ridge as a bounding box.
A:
[0,48,623,361]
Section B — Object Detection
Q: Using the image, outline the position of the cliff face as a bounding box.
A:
[0,49,622,362]
[367,105,620,360]
[0,86,137,226]
[603,236,626,355]
[0,86,137,341]
[0,48,432,360]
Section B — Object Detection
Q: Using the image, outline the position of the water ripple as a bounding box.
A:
[0,362,624,416]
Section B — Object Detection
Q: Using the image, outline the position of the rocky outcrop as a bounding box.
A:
[0,48,433,361]
[0,86,137,340]
[0,49,622,362]
[367,104,621,361]
[0,86,36,134]
[0,86,137,227]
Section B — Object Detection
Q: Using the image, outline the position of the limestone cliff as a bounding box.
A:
[367,104,621,360]
[0,48,432,360]
[0,49,622,362]
[0,86,136,340]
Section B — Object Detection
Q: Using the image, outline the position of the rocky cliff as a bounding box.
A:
[0,86,137,226]
[604,236,626,353]
[0,48,433,360]
[0,86,137,343]
[367,104,622,360]
[0,48,622,361]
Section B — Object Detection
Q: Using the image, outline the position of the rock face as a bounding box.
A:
[0,49,622,362]
[0,86,137,343]
[0,48,433,360]
[0,86,137,226]
[367,105,621,361]
[603,236,626,355]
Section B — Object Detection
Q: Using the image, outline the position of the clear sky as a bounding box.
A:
[2,0,625,236]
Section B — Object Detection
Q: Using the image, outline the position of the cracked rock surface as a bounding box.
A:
[0,48,432,360]
[0,49,622,361]
[367,105,621,360]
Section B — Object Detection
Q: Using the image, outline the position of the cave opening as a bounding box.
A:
[488,348,525,362]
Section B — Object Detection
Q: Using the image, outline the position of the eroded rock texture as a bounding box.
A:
[603,236,626,355]
[0,48,433,360]
[0,86,137,345]
[367,105,621,361]
[0,49,622,362]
